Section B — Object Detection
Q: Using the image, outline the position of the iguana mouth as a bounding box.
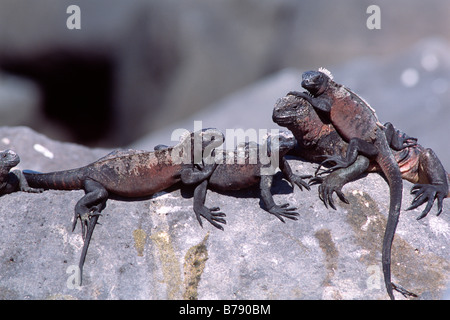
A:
[272,116,294,125]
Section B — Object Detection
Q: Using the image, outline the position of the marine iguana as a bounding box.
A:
[0,149,43,195]
[198,130,311,225]
[273,95,449,218]
[155,130,311,226]
[286,69,415,299]
[274,94,449,298]
[23,128,224,284]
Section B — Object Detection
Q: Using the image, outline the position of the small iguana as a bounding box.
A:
[273,95,449,218]
[155,130,311,226]
[286,68,415,299]
[0,149,43,195]
[274,93,449,298]
[23,128,224,284]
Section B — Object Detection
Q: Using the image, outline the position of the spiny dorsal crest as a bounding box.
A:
[318,67,333,80]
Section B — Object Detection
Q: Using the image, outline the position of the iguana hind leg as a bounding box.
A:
[384,122,417,151]
[72,179,108,284]
[407,148,448,219]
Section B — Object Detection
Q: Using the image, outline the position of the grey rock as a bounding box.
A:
[0,126,448,300]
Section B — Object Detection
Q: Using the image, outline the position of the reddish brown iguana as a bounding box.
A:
[273,93,449,299]
[286,68,417,299]
[23,128,224,284]
[273,94,449,217]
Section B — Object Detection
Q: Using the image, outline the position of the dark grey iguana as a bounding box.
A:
[286,68,416,299]
[0,149,43,195]
[23,128,224,284]
[155,130,311,226]
[189,130,311,225]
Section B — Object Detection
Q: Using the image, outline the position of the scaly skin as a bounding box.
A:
[287,69,416,299]
[273,95,449,218]
[155,130,311,225]
[23,128,225,284]
[274,94,449,299]
[206,130,310,223]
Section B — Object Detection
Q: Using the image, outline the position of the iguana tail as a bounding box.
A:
[375,133,403,300]
[23,168,85,190]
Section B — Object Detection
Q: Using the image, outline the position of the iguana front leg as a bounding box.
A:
[319,123,417,175]
[287,91,332,112]
[319,138,378,174]
[179,163,218,185]
[192,179,226,230]
[310,155,370,209]
[260,174,299,223]
[279,157,311,191]
[12,170,44,193]
[180,162,227,229]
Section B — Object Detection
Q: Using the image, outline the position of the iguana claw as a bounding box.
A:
[317,155,352,175]
[77,211,101,285]
[195,206,226,231]
[309,174,350,210]
[407,184,446,219]
[267,203,299,223]
[72,210,102,241]
[287,174,312,191]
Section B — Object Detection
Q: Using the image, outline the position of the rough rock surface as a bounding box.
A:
[0,126,448,300]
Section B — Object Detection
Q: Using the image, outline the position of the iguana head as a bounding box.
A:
[273,95,332,148]
[191,128,225,164]
[0,149,20,170]
[273,95,311,127]
[265,130,297,157]
[301,68,332,96]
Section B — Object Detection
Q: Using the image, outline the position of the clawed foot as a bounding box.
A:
[309,176,349,210]
[393,132,418,150]
[407,184,446,220]
[72,207,102,285]
[195,206,227,231]
[400,137,418,149]
[392,282,418,298]
[287,90,309,99]
[287,174,312,191]
[20,186,44,193]
[72,207,102,240]
[315,155,351,176]
[268,203,299,223]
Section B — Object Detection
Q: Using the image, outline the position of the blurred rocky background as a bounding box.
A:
[0,0,449,168]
